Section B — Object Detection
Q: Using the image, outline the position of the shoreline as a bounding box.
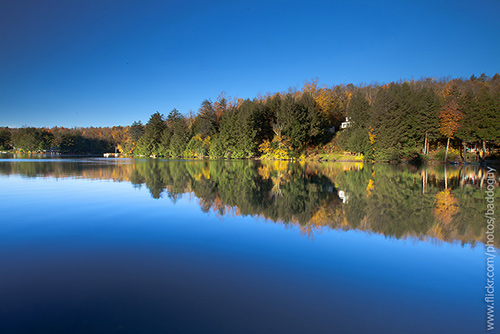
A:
[3,151,500,166]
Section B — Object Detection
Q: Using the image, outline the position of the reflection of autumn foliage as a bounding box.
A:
[298,224,323,240]
[193,164,211,181]
[365,179,375,197]
[2,159,496,246]
[428,223,445,241]
[429,189,460,242]
[258,161,291,196]
[434,189,459,225]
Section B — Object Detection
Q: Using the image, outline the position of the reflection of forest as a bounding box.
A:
[1,157,498,247]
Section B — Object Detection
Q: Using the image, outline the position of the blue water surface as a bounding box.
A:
[0,158,495,333]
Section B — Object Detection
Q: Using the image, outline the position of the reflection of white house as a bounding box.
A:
[338,190,348,203]
[340,117,351,129]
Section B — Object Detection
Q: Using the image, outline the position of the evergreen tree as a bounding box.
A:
[193,99,217,139]
[340,91,371,155]
[457,89,480,158]
[415,87,441,155]
[476,87,500,145]
[371,85,405,160]
[168,109,190,157]
[212,101,258,158]
[135,112,166,156]
[13,127,54,152]
[299,92,323,145]
[129,121,145,142]
[276,94,310,150]
[0,128,12,150]
[253,100,274,144]
[232,100,258,157]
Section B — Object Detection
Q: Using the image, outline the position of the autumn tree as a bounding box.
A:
[123,121,145,154]
[111,126,128,154]
[439,99,463,163]
[434,189,459,226]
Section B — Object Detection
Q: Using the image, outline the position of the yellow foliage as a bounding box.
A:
[259,140,272,155]
[368,126,376,145]
[202,165,211,179]
[259,134,292,160]
[203,136,211,148]
[271,160,289,173]
[366,179,375,197]
[354,162,364,169]
[346,91,353,102]
[258,165,271,179]
[434,189,459,225]
[314,88,335,117]
[309,206,332,227]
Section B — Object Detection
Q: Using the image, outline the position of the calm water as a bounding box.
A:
[0,155,498,334]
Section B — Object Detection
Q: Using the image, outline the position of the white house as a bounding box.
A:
[340,117,351,129]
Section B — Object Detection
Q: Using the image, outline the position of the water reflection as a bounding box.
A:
[0,156,498,247]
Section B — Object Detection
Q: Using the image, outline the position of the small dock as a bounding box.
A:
[103,153,120,158]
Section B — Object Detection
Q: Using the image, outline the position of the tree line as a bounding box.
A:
[0,126,122,154]
[1,73,499,161]
[337,73,500,162]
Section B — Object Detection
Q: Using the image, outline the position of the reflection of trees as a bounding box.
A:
[0,159,122,180]
[434,189,459,225]
[0,157,497,246]
[336,164,499,246]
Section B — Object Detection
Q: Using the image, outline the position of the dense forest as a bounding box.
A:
[1,74,499,162]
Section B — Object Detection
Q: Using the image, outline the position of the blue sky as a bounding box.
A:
[0,0,499,128]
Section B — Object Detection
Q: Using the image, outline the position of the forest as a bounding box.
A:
[1,73,499,162]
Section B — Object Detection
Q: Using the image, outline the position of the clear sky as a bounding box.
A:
[1,0,499,128]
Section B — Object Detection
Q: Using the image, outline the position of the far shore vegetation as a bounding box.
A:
[1,74,499,164]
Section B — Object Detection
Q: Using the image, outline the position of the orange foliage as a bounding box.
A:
[434,189,459,225]
[439,100,463,139]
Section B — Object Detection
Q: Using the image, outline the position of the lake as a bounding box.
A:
[0,155,498,333]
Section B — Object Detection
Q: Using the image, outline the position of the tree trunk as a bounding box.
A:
[462,141,467,165]
[482,140,486,164]
[445,137,450,163]
[423,131,428,155]
[422,169,427,194]
[444,164,448,189]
